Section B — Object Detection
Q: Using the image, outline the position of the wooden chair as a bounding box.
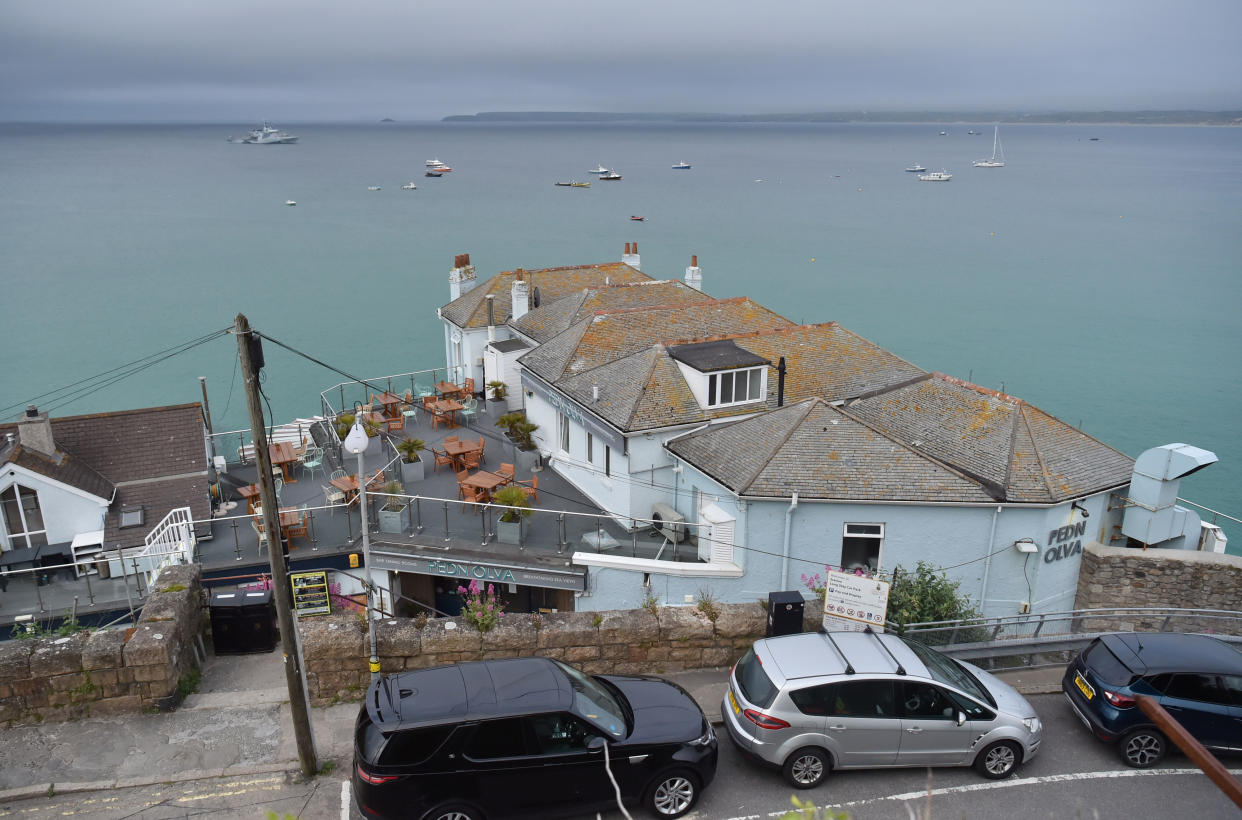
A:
[516,473,539,504]
[497,463,515,484]
[432,448,454,473]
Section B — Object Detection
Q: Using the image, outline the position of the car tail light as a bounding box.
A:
[1102,689,1136,708]
[743,708,790,730]
[356,763,398,785]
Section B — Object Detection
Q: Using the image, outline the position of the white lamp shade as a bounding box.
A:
[343,421,369,454]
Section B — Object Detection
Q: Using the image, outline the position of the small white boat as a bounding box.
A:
[244,122,298,144]
[973,125,1006,168]
[401,182,418,190]
[367,186,382,191]
[589,163,610,174]
[918,170,953,182]
[426,158,446,168]
[284,199,297,206]
[672,161,691,170]
[905,164,927,172]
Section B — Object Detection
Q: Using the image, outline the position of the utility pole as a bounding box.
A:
[234,313,318,779]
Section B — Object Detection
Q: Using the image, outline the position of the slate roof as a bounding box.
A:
[512,280,708,344]
[844,374,1135,503]
[520,297,795,385]
[666,399,996,502]
[551,322,927,434]
[0,403,211,548]
[439,262,651,330]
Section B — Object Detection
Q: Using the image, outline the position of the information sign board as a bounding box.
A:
[821,569,890,632]
[290,570,331,616]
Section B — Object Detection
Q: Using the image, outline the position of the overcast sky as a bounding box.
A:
[2,0,1239,122]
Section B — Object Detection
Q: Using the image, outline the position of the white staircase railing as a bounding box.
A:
[140,506,196,587]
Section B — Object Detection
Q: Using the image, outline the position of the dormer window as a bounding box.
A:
[708,367,764,407]
[668,340,770,411]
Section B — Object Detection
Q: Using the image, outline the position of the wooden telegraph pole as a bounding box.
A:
[234,313,318,778]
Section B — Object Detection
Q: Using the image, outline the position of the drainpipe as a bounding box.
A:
[781,492,799,588]
[979,505,1001,610]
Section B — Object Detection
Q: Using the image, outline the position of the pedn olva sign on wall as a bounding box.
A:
[1045,521,1087,563]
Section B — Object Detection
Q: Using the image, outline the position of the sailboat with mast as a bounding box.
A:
[973,125,1006,168]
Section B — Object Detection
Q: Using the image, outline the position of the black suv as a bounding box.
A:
[353,657,718,820]
[1062,632,1242,767]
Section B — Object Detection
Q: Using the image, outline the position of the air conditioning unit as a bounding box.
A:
[651,502,686,543]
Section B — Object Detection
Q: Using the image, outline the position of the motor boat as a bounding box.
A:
[244,122,298,144]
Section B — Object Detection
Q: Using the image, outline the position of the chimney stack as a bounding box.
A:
[511,269,530,321]
[622,241,641,271]
[684,254,702,291]
[17,405,56,456]
[448,252,478,301]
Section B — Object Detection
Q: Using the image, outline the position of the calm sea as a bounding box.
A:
[2,121,1240,550]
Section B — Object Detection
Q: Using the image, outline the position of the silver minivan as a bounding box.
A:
[721,630,1042,787]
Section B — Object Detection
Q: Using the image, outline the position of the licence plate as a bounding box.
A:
[1074,672,1095,700]
[728,690,741,716]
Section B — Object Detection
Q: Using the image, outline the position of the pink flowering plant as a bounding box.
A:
[458,579,506,633]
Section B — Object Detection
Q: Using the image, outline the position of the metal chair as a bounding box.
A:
[300,446,326,481]
[458,397,479,427]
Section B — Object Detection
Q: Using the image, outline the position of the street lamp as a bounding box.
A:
[343,403,380,676]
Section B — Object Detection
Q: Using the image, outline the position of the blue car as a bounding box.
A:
[1062,632,1242,767]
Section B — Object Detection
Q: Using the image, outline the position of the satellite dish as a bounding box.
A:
[450,329,462,343]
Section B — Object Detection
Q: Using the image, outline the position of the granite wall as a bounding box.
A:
[301,599,825,706]
[0,564,203,726]
[1074,542,1242,633]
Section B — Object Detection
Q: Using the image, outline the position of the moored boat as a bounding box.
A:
[244,122,298,144]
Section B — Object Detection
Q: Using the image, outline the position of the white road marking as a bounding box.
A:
[707,768,1242,820]
[341,779,351,820]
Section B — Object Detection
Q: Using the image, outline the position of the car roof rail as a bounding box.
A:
[865,626,906,675]
[817,628,855,675]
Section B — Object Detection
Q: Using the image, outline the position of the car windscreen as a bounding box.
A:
[901,638,994,706]
[1083,639,1137,686]
[735,647,779,708]
[553,660,627,738]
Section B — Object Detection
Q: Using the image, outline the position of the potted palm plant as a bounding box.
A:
[377,479,409,533]
[395,437,425,483]
[493,485,532,545]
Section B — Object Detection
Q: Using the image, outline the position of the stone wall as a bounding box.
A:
[0,564,203,726]
[1074,543,1242,633]
[301,599,825,706]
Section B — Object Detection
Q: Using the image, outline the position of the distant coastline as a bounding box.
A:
[444,110,1242,126]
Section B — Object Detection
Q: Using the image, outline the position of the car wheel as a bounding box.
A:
[973,740,1021,779]
[782,746,830,789]
[422,803,484,820]
[644,768,700,818]
[1120,728,1166,768]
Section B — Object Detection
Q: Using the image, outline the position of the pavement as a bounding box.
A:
[0,648,1065,804]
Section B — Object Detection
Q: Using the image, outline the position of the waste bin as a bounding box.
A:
[766,591,805,637]
[209,588,276,654]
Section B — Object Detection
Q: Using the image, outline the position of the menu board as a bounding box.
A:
[822,569,890,632]
[290,570,331,616]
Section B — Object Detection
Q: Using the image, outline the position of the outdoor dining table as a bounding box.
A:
[372,391,405,418]
[443,438,482,467]
[435,381,465,400]
[432,398,464,429]
[238,483,262,512]
[269,441,299,482]
[460,469,509,503]
[330,474,362,503]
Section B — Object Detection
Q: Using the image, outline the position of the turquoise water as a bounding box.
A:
[2,122,1239,549]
